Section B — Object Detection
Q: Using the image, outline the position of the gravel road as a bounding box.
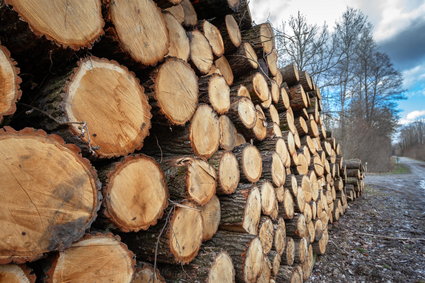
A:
[308,157,425,282]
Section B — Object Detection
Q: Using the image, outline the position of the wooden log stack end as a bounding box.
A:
[0,45,21,122]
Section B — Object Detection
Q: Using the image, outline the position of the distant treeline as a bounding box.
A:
[397,120,425,161]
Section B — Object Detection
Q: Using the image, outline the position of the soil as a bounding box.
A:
[308,157,425,283]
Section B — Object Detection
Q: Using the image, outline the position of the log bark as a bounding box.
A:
[29,57,152,159]
[215,56,234,85]
[0,264,36,282]
[288,84,308,111]
[163,12,190,61]
[241,23,274,56]
[219,184,261,235]
[199,20,225,57]
[45,234,135,283]
[286,214,307,238]
[208,231,264,283]
[98,154,168,232]
[0,44,21,123]
[227,96,257,134]
[232,0,253,31]
[227,42,258,76]
[122,201,203,264]
[154,0,182,8]
[199,74,230,114]
[0,127,100,264]
[299,71,313,92]
[275,265,303,283]
[188,30,214,74]
[345,159,362,169]
[281,64,300,86]
[209,151,240,194]
[233,143,263,183]
[161,156,216,205]
[234,72,270,104]
[159,247,235,282]
[200,195,221,241]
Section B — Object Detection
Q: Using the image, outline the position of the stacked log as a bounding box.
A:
[0,0,365,282]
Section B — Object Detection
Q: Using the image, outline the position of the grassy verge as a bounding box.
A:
[389,163,411,174]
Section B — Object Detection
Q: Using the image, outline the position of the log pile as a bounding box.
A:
[0,0,365,282]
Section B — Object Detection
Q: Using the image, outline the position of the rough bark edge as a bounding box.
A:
[0,44,22,121]
[44,232,136,283]
[63,56,152,158]
[4,0,105,50]
[0,127,102,264]
[153,57,199,126]
[102,154,169,232]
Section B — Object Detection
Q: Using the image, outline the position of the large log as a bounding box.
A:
[189,30,214,74]
[100,0,169,66]
[122,201,203,264]
[45,234,135,283]
[209,231,264,283]
[0,127,100,264]
[209,150,240,194]
[219,184,261,234]
[233,143,262,183]
[99,154,168,232]
[286,214,307,238]
[163,12,190,61]
[0,44,21,123]
[160,247,235,282]
[0,264,36,282]
[30,56,152,158]
[161,156,216,205]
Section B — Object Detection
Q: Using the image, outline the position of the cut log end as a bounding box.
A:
[201,21,225,57]
[237,97,257,129]
[164,12,190,61]
[0,264,36,283]
[154,57,198,125]
[66,57,152,158]
[218,152,240,194]
[190,104,220,159]
[252,73,270,102]
[219,115,237,151]
[189,30,214,74]
[208,74,230,114]
[0,45,21,121]
[186,157,217,205]
[215,56,234,85]
[132,262,165,283]
[208,251,236,283]
[102,154,168,232]
[242,186,262,234]
[0,127,100,264]
[225,15,242,48]
[260,181,277,217]
[46,234,135,283]
[6,0,104,49]
[201,195,221,241]
[244,237,264,283]
[241,144,262,183]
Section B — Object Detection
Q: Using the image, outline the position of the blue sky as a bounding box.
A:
[249,0,425,125]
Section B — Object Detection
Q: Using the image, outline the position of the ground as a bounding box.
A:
[308,157,425,283]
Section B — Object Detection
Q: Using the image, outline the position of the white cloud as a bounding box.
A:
[402,64,425,89]
[399,110,425,125]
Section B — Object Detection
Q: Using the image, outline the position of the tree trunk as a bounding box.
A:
[159,247,235,282]
[0,44,21,123]
[163,12,190,61]
[121,201,203,264]
[226,42,258,76]
[233,143,263,183]
[208,231,264,283]
[219,183,261,235]
[199,74,230,114]
[0,127,100,264]
[209,150,240,194]
[45,234,135,283]
[160,156,216,206]
[27,57,152,159]
[188,30,214,74]
[98,154,168,232]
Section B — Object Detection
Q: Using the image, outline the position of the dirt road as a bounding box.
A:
[308,157,425,282]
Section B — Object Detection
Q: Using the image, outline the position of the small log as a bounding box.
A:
[163,12,190,61]
[288,84,308,111]
[286,214,307,238]
[165,4,185,24]
[214,15,242,54]
[0,45,21,123]
[200,195,221,241]
[251,105,268,141]
[258,216,274,254]
[45,234,135,283]
[265,104,280,126]
[281,64,300,86]
[233,143,262,183]
[160,248,235,282]
[261,151,285,187]
[267,49,279,76]
[234,72,270,104]
[268,250,281,277]
[215,56,234,85]
[241,23,274,56]
[257,257,272,283]
[298,71,313,92]
[260,181,278,218]
[132,262,165,283]
[0,264,35,282]
[0,127,100,264]
[345,158,362,169]
[280,188,295,219]
[227,96,257,134]
[313,228,328,255]
[302,244,314,280]
[199,20,225,57]
[219,115,237,151]
[274,217,287,255]
[99,154,168,232]
[281,237,295,265]
[180,0,197,27]
[285,174,298,196]
[227,42,258,76]
[161,156,216,205]
[189,30,214,74]
[276,265,302,283]
[209,150,240,194]
[199,74,230,114]
[294,238,308,264]
[208,231,264,283]
[122,201,203,264]
[219,184,261,234]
